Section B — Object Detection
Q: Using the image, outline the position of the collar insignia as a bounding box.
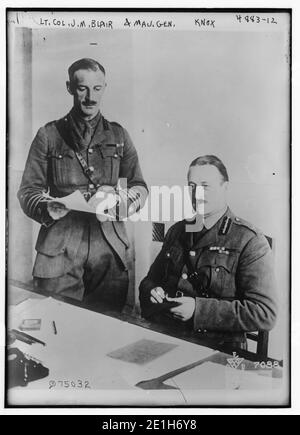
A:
[218,216,232,235]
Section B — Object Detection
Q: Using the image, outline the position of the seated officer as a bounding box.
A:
[139,155,277,350]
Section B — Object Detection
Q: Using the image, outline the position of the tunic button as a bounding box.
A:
[88,148,93,154]
[89,166,94,172]
[166,252,170,257]
[89,184,94,189]
[114,153,118,158]
[215,268,220,273]
[58,155,62,159]
[182,273,188,280]
[189,251,196,257]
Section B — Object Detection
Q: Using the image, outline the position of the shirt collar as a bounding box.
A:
[70,107,101,131]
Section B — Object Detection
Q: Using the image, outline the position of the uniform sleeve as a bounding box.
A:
[17,127,54,226]
[118,128,148,215]
[193,234,278,332]
[139,228,174,318]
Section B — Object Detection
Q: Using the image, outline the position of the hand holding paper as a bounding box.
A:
[47,201,70,220]
[44,189,118,219]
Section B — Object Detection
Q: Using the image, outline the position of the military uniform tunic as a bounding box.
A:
[18,110,148,312]
[139,208,277,346]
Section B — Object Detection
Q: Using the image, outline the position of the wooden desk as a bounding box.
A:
[7,288,286,406]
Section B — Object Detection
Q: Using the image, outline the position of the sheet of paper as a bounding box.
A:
[169,362,226,389]
[170,361,279,390]
[107,339,178,365]
[48,190,94,213]
[46,189,117,216]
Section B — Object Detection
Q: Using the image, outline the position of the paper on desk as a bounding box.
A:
[107,339,179,365]
[8,296,49,328]
[170,362,279,390]
[44,190,117,215]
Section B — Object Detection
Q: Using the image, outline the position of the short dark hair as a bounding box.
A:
[189,155,229,182]
[68,58,105,84]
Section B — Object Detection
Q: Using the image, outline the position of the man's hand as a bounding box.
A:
[150,287,166,304]
[167,296,196,322]
[47,202,70,220]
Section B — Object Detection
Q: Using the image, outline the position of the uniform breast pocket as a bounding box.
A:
[49,150,76,187]
[100,143,123,185]
[210,253,237,298]
[197,250,237,298]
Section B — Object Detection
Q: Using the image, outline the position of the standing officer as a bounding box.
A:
[139,155,277,349]
[18,58,148,312]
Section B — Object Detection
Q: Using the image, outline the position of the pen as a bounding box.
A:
[8,330,33,345]
[52,321,57,335]
[11,329,46,346]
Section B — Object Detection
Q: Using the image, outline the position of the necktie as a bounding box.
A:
[83,123,93,147]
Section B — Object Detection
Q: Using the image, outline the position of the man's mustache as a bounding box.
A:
[82,101,97,106]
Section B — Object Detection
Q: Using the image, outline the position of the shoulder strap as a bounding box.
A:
[109,121,125,144]
[74,151,101,188]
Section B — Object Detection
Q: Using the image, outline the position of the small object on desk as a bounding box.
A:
[52,321,57,335]
[19,318,41,331]
[11,329,46,347]
[7,347,49,388]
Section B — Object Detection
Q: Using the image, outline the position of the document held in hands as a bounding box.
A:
[43,190,117,216]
